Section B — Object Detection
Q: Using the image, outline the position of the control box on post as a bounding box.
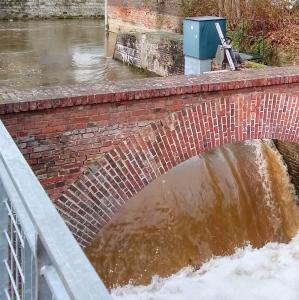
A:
[183,16,226,75]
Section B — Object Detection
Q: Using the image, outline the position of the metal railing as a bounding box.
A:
[0,121,112,300]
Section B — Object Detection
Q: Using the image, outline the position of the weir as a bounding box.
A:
[1,66,299,248]
[86,140,299,288]
[0,61,299,297]
[0,1,298,299]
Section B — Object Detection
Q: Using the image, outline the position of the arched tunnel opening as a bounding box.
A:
[85,139,299,289]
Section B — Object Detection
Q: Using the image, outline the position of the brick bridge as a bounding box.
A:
[1,66,299,247]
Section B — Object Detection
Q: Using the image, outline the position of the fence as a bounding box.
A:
[0,121,112,300]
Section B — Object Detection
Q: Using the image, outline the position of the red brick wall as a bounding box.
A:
[107,0,182,32]
[109,0,181,16]
[1,67,299,246]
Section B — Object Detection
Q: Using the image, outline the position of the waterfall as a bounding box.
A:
[86,140,299,297]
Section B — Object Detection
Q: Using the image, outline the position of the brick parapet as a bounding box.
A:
[1,67,299,115]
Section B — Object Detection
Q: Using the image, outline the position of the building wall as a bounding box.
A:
[0,0,104,19]
[1,67,299,246]
[113,31,184,76]
[107,0,182,33]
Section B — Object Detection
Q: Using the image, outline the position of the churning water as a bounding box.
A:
[111,235,299,300]
[86,140,299,299]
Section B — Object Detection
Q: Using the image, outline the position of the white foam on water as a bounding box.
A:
[112,232,299,300]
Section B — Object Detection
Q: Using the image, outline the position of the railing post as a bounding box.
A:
[36,238,62,300]
[23,239,36,300]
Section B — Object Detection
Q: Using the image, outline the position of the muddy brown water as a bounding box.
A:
[86,140,299,289]
[0,19,153,90]
[2,20,297,291]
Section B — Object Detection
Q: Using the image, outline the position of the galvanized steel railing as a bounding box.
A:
[0,121,112,300]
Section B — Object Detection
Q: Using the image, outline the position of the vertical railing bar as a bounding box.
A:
[12,199,16,300]
[15,215,19,299]
[18,227,26,299]
[0,186,10,300]
[21,240,25,300]
[9,208,14,300]
[3,230,25,282]
[14,217,19,298]
[4,200,25,247]
[5,289,12,300]
[4,260,21,300]
[0,168,37,253]
[23,237,35,300]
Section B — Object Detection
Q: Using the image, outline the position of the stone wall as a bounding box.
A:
[275,141,299,195]
[0,0,104,19]
[113,32,183,76]
[107,0,182,33]
[1,67,299,246]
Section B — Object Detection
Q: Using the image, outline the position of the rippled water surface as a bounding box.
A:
[86,140,299,290]
[0,20,153,89]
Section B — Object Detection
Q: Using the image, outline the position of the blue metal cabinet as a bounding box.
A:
[183,16,226,60]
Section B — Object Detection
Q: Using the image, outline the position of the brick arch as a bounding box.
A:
[55,91,299,247]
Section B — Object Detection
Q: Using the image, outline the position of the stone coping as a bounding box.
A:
[0,66,299,115]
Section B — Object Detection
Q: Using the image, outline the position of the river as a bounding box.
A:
[0,19,152,90]
[1,19,298,300]
[86,140,299,299]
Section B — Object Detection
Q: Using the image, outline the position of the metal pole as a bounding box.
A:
[105,0,108,31]
[215,22,236,71]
